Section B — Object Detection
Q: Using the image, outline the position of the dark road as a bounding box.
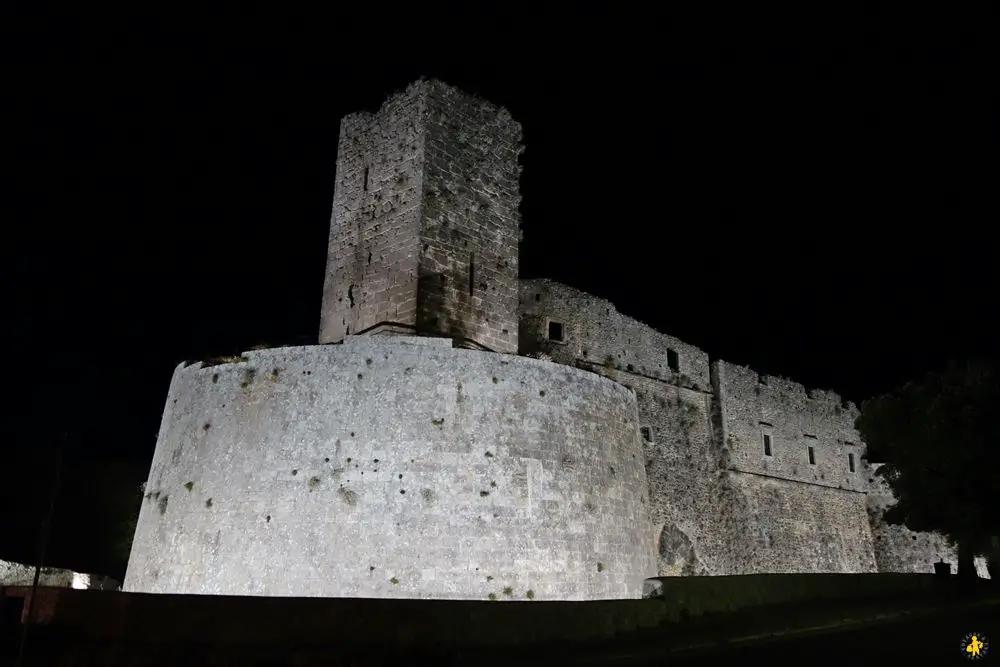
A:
[633,603,998,664]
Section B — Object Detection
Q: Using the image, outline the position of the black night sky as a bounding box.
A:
[3,6,994,578]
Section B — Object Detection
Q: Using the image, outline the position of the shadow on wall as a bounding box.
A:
[416,269,473,347]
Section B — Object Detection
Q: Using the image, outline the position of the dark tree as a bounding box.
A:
[48,459,146,580]
[856,359,999,579]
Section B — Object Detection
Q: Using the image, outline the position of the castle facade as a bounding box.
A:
[123,80,955,601]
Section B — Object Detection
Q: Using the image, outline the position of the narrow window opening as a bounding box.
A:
[362,166,369,191]
[469,253,475,296]
[667,349,679,372]
[547,321,564,342]
[762,433,772,457]
[807,446,816,465]
[848,453,855,472]
[535,293,541,301]
[640,427,653,443]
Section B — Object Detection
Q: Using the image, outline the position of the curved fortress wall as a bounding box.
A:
[124,336,656,600]
[519,279,731,576]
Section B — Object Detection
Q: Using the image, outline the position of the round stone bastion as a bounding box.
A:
[123,335,657,601]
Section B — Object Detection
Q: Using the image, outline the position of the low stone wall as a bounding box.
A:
[0,559,117,591]
[3,573,957,650]
[642,572,942,617]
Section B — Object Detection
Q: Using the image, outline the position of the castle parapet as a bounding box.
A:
[711,360,867,492]
[518,279,711,391]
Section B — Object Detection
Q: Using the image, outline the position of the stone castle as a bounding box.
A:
[123,79,958,601]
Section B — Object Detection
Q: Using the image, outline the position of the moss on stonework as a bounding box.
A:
[338,487,358,505]
[240,368,257,389]
[184,481,194,491]
[202,355,249,368]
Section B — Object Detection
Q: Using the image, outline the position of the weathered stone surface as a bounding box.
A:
[518,278,958,577]
[130,78,978,603]
[124,337,656,600]
[0,558,118,590]
[320,80,522,354]
[519,279,711,391]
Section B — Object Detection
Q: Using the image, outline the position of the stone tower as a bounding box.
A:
[319,79,524,354]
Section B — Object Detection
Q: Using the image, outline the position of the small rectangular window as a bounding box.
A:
[640,427,653,443]
[469,253,475,297]
[848,453,855,472]
[547,320,564,342]
[362,166,370,191]
[807,446,816,465]
[667,349,680,372]
[763,433,772,456]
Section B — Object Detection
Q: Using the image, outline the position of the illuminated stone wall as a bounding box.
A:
[124,336,656,600]
[0,558,118,590]
[319,79,523,354]
[518,279,959,576]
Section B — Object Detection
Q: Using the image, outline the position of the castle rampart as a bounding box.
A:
[124,336,656,600]
[518,279,711,392]
[711,360,867,493]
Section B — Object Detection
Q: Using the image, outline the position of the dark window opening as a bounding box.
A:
[362,167,369,191]
[547,321,564,342]
[469,254,475,296]
[807,446,816,465]
[535,293,541,301]
[763,433,772,456]
[640,427,652,443]
[848,453,855,472]
[667,349,679,372]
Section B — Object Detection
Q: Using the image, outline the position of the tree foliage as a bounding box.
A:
[856,359,999,553]
[49,459,146,579]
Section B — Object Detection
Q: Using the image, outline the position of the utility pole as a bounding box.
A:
[16,430,67,667]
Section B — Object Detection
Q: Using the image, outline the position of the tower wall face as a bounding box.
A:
[319,85,426,343]
[124,337,656,600]
[320,80,523,353]
[416,81,523,353]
